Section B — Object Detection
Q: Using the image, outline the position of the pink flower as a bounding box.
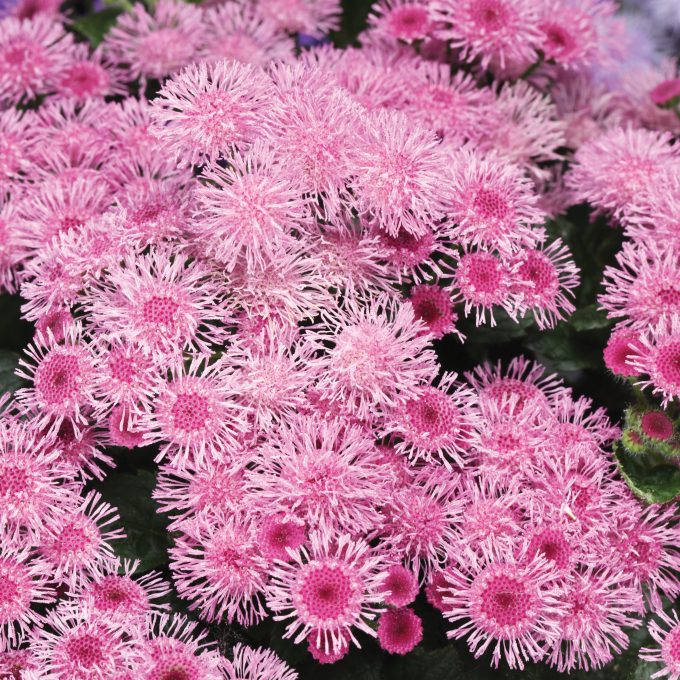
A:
[447,147,544,254]
[442,546,565,669]
[0,547,54,647]
[84,247,231,360]
[255,0,340,37]
[307,633,349,664]
[245,416,394,535]
[352,110,448,238]
[103,0,204,81]
[224,642,298,680]
[265,531,387,655]
[382,372,479,467]
[307,294,438,421]
[150,58,272,167]
[651,79,680,106]
[192,143,310,271]
[377,607,423,655]
[369,0,433,43]
[139,356,248,469]
[640,609,680,680]
[432,0,542,70]
[408,284,462,340]
[170,513,268,626]
[383,564,419,608]
[603,328,641,378]
[641,411,674,442]
[30,605,139,679]
[0,16,74,105]
[630,316,680,406]
[198,3,293,67]
[16,324,97,434]
[258,514,307,563]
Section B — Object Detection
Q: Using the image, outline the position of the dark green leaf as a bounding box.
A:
[385,645,462,680]
[526,325,602,372]
[569,304,612,332]
[72,8,122,47]
[0,350,24,395]
[615,444,680,504]
[95,469,171,571]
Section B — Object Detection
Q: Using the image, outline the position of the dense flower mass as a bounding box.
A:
[0,0,679,676]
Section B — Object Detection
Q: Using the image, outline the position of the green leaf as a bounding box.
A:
[629,660,660,680]
[614,444,680,504]
[385,645,462,680]
[0,350,24,395]
[526,325,602,372]
[95,469,171,571]
[72,8,123,47]
[569,304,612,332]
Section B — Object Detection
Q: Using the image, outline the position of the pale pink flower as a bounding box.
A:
[84,247,231,359]
[192,143,310,270]
[446,146,545,254]
[432,0,542,70]
[198,2,293,67]
[307,294,438,421]
[600,240,680,330]
[0,198,21,294]
[245,416,394,535]
[511,238,580,329]
[150,58,272,167]
[170,513,268,626]
[377,607,423,655]
[352,110,448,238]
[15,325,97,434]
[254,0,340,37]
[265,531,387,655]
[224,642,298,680]
[103,0,204,80]
[30,605,138,680]
[39,490,125,588]
[0,108,37,183]
[640,609,680,680]
[0,16,74,105]
[0,547,54,647]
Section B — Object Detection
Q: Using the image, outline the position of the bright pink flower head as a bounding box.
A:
[651,79,680,106]
[383,372,479,468]
[108,408,145,449]
[442,546,565,669]
[50,419,113,483]
[245,415,394,535]
[258,514,307,563]
[84,247,230,360]
[103,0,204,80]
[39,491,125,588]
[151,58,272,167]
[432,0,542,70]
[15,324,97,435]
[641,411,674,442]
[352,110,448,238]
[0,547,54,648]
[0,108,36,183]
[0,648,40,678]
[548,567,642,672]
[640,609,680,680]
[192,143,310,271]
[453,249,516,326]
[600,241,680,330]
[425,569,449,613]
[630,316,680,406]
[170,513,268,626]
[199,3,293,67]
[34,307,74,345]
[224,642,298,680]
[308,294,438,421]
[255,0,340,37]
[377,607,423,655]
[266,531,387,656]
[408,284,462,340]
[383,564,419,608]
[135,614,224,680]
[447,147,544,254]
[603,328,640,378]
[0,16,74,105]
[30,605,138,680]
[369,0,433,42]
[307,632,349,664]
[140,357,248,469]
[511,238,580,330]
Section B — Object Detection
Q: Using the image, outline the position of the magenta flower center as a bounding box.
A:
[35,353,82,405]
[66,633,103,667]
[481,575,530,627]
[0,465,29,495]
[171,392,210,433]
[142,295,180,327]
[301,566,353,620]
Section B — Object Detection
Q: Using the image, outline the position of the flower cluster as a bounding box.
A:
[0,0,679,676]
